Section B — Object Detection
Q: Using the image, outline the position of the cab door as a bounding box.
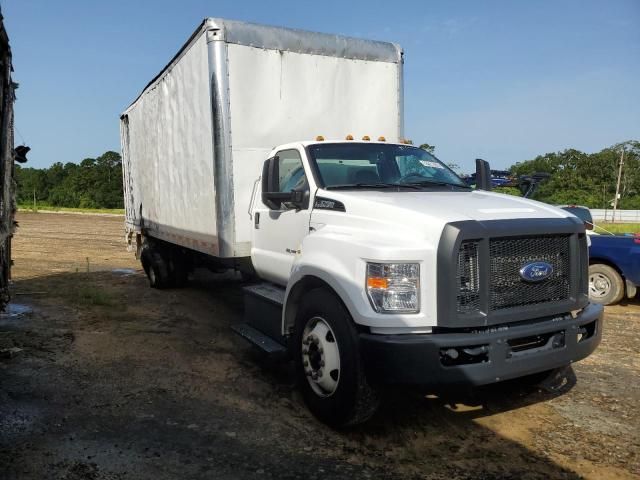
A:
[251,148,312,285]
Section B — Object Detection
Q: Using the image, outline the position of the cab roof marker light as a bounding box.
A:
[378,136,386,142]
[362,135,370,141]
[315,135,325,141]
[345,134,354,140]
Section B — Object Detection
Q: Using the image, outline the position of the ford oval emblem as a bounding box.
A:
[519,261,554,282]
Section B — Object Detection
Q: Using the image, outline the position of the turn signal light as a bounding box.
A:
[367,277,389,289]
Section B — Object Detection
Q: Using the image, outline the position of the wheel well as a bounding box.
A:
[284,276,355,336]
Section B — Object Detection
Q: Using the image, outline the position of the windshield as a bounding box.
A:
[307,143,467,190]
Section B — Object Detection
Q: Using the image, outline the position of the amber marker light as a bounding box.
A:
[378,136,386,142]
[362,135,370,141]
[345,134,354,140]
[315,135,325,141]
[367,277,389,289]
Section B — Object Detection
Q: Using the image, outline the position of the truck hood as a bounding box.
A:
[312,189,573,242]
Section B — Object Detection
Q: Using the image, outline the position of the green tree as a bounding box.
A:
[14,151,124,209]
[508,140,639,208]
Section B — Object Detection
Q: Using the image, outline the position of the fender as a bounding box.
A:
[282,225,437,335]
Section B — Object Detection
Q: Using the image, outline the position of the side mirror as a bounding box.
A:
[475,158,491,191]
[263,190,304,210]
[261,157,279,209]
[261,157,306,210]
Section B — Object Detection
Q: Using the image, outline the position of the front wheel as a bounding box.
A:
[589,263,624,305]
[293,288,379,427]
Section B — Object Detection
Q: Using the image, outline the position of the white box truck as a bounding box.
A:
[121,18,603,426]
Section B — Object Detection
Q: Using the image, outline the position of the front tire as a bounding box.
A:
[589,263,624,305]
[293,288,379,427]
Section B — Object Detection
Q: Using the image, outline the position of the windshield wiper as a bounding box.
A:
[403,180,471,189]
[325,183,423,190]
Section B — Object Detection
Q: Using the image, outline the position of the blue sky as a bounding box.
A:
[3,0,639,172]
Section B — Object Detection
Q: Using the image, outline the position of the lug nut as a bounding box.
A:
[317,370,323,377]
[303,361,309,367]
[302,347,309,354]
[312,373,318,380]
[313,337,320,345]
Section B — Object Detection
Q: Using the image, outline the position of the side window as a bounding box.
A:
[277,149,308,193]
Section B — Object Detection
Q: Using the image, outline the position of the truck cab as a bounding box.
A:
[242,139,603,426]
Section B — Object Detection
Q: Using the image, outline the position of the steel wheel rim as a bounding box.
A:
[301,316,340,397]
[589,272,611,298]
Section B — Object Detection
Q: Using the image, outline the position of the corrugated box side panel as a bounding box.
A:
[227,44,401,249]
[124,33,218,255]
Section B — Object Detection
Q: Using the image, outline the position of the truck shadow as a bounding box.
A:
[187,268,581,417]
[3,270,590,479]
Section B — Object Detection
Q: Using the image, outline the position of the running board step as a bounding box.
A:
[241,283,286,347]
[231,323,287,355]
[243,283,285,306]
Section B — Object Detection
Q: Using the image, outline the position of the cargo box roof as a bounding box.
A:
[123,17,403,114]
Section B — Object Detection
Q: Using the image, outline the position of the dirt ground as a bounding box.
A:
[0,212,638,480]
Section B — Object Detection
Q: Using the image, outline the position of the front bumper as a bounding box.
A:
[359,302,603,386]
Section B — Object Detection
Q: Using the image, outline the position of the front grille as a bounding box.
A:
[456,241,480,314]
[455,235,572,314]
[489,235,571,310]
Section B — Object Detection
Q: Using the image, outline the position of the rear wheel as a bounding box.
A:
[293,288,379,427]
[140,245,171,289]
[589,263,624,305]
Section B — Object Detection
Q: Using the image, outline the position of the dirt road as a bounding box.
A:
[1,212,638,479]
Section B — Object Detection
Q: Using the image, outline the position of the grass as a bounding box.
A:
[595,223,640,235]
[72,286,117,307]
[20,273,129,319]
[18,204,124,215]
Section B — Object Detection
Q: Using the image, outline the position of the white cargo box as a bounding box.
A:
[121,18,404,258]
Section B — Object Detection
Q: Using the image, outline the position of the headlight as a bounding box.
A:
[366,263,420,313]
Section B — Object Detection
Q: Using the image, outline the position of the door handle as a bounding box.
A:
[254,212,260,229]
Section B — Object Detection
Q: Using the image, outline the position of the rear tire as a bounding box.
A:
[589,263,624,305]
[140,245,171,289]
[293,288,379,427]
